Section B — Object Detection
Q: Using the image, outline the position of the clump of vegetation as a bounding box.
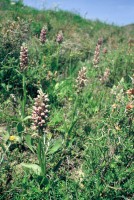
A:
[0,0,133,199]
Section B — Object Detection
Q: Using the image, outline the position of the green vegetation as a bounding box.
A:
[0,0,133,199]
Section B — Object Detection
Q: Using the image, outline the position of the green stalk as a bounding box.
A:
[22,73,27,119]
[43,133,46,176]
[37,129,46,177]
[65,95,79,147]
[56,44,60,71]
[69,51,72,76]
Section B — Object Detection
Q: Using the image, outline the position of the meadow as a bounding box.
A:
[0,0,134,199]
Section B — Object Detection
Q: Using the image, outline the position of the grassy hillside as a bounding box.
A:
[0,0,134,199]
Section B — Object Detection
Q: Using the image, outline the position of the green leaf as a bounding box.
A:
[37,138,46,176]
[25,135,35,153]
[17,122,24,133]
[53,159,63,172]
[23,116,31,122]
[48,138,63,155]
[21,163,41,175]
[68,119,78,135]
[37,139,42,163]
[0,143,6,152]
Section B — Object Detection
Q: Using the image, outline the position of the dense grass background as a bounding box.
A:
[0,0,133,199]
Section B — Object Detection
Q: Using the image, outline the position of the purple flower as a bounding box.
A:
[32,89,49,131]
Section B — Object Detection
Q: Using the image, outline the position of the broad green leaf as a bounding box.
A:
[21,163,41,175]
[48,138,63,155]
[17,122,24,133]
[25,135,35,153]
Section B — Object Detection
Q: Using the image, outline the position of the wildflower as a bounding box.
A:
[10,94,17,104]
[9,135,16,141]
[10,94,17,113]
[32,89,49,131]
[40,26,47,44]
[128,39,134,47]
[103,47,108,54]
[46,71,53,80]
[93,38,103,66]
[76,67,88,93]
[100,68,110,83]
[20,43,28,71]
[112,104,117,109]
[93,44,100,65]
[115,125,121,131]
[111,103,118,112]
[126,89,134,96]
[56,30,63,44]
[97,37,103,45]
[126,104,134,110]
[111,78,125,103]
